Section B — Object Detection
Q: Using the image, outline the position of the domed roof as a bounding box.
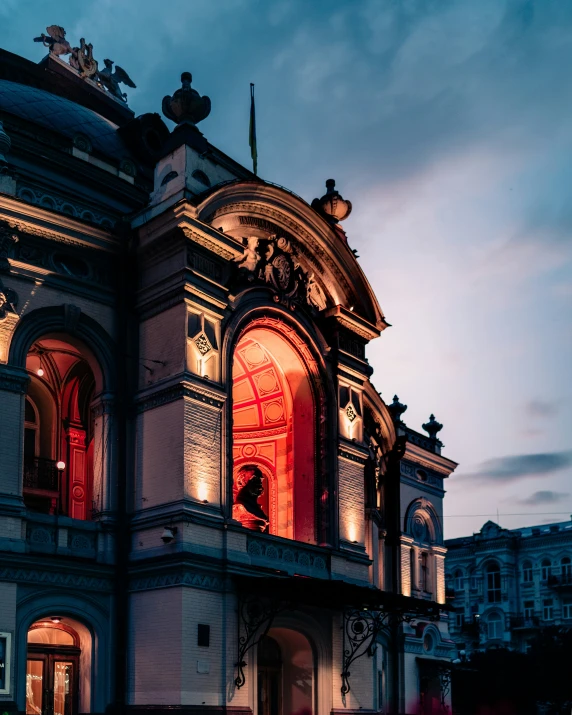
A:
[0,79,130,159]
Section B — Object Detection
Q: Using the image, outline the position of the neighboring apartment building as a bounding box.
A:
[0,29,458,715]
[445,519,572,654]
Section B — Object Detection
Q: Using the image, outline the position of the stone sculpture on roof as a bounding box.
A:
[98,59,136,102]
[33,26,135,101]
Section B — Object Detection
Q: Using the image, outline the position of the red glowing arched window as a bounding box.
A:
[232,326,317,543]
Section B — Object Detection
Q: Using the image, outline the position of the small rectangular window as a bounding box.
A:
[197,624,210,647]
[543,599,553,621]
[563,600,572,619]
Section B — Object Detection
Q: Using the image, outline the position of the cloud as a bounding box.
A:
[526,399,560,419]
[517,490,570,506]
[461,451,572,483]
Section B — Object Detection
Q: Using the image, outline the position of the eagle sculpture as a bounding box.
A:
[97,59,136,102]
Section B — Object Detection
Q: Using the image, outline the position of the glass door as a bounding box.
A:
[26,655,77,715]
[53,660,74,715]
[26,657,46,715]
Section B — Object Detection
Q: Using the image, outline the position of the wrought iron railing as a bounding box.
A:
[511,615,540,628]
[547,573,572,588]
[23,458,59,492]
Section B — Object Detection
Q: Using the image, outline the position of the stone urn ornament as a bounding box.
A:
[162,72,211,130]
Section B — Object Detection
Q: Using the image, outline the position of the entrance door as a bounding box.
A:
[26,653,78,715]
[258,635,282,715]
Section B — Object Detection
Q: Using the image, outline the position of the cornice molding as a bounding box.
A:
[136,378,226,413]
[0,195,117,251]
[0,363,29,393]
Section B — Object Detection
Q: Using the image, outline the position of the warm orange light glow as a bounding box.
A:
[197,481,209,503]
[347,521,358,543]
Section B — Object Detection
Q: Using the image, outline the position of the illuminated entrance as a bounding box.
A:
[26,620,80,715]
[257,629,315,715]
[232,324,318,543]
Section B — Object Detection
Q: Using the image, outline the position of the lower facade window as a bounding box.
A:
[563,599,572,619]
[487,613,502,639]
[523,601,534,619]
[543,599,553,621]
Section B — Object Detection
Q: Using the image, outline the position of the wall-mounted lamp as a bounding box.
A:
[161,526,178,544]
[56,461,66,471]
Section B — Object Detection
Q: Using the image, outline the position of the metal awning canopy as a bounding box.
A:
[233,572,452,615]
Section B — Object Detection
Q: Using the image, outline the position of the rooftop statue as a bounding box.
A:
[34,27,98,78]
[34,27,136,99]
[97,59,136,103]
[34,25,72,58]
[162,72,211,128]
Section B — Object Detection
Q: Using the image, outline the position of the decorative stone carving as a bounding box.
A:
[311,179,352,224]
[423,414,443,440]
[232,234,329,313]
[69,37,98,78]
[0,280,17,320]
[34,25,72,57]
[194,333,211,356]
[232,465,269,532]
[162,72,211,128]
[97,59,136,102]
[388,394,408,423]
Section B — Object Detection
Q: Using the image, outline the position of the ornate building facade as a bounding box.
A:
[0,31,457,715]
[445,518,572,654]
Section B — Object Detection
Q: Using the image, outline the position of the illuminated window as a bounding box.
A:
[232,327,318,543]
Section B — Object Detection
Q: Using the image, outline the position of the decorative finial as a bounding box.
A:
[388,395,407,423]
[0,121,11,173]
[422,414,443,440]
[162,72,211,129]
[311,179,352,224]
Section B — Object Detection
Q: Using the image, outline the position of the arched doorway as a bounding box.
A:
[232,325,318,543]
[26,619,81,715]
[24,338,96,520]
[257,628,315,715]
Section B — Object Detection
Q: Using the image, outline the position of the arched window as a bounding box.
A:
[561,557,572,582]
[541,559,551,581]
[231,326,319,543]
[487,612,503,640]
[486,563,501,603]
[421,552,429,592]
[24,340,96,520]
[454,569,464,591]
[24,397,39,462]
[522,560,533,583]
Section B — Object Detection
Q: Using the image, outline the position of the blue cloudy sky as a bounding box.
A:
[4,0,572,537]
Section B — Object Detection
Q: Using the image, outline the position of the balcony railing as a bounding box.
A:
[547,573,572,589]
[512,615,540,629]
[23,458,59,492]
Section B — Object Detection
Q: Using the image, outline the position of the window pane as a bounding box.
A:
[26,660,44,714]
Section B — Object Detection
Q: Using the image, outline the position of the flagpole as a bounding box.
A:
[249,82,258,176]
